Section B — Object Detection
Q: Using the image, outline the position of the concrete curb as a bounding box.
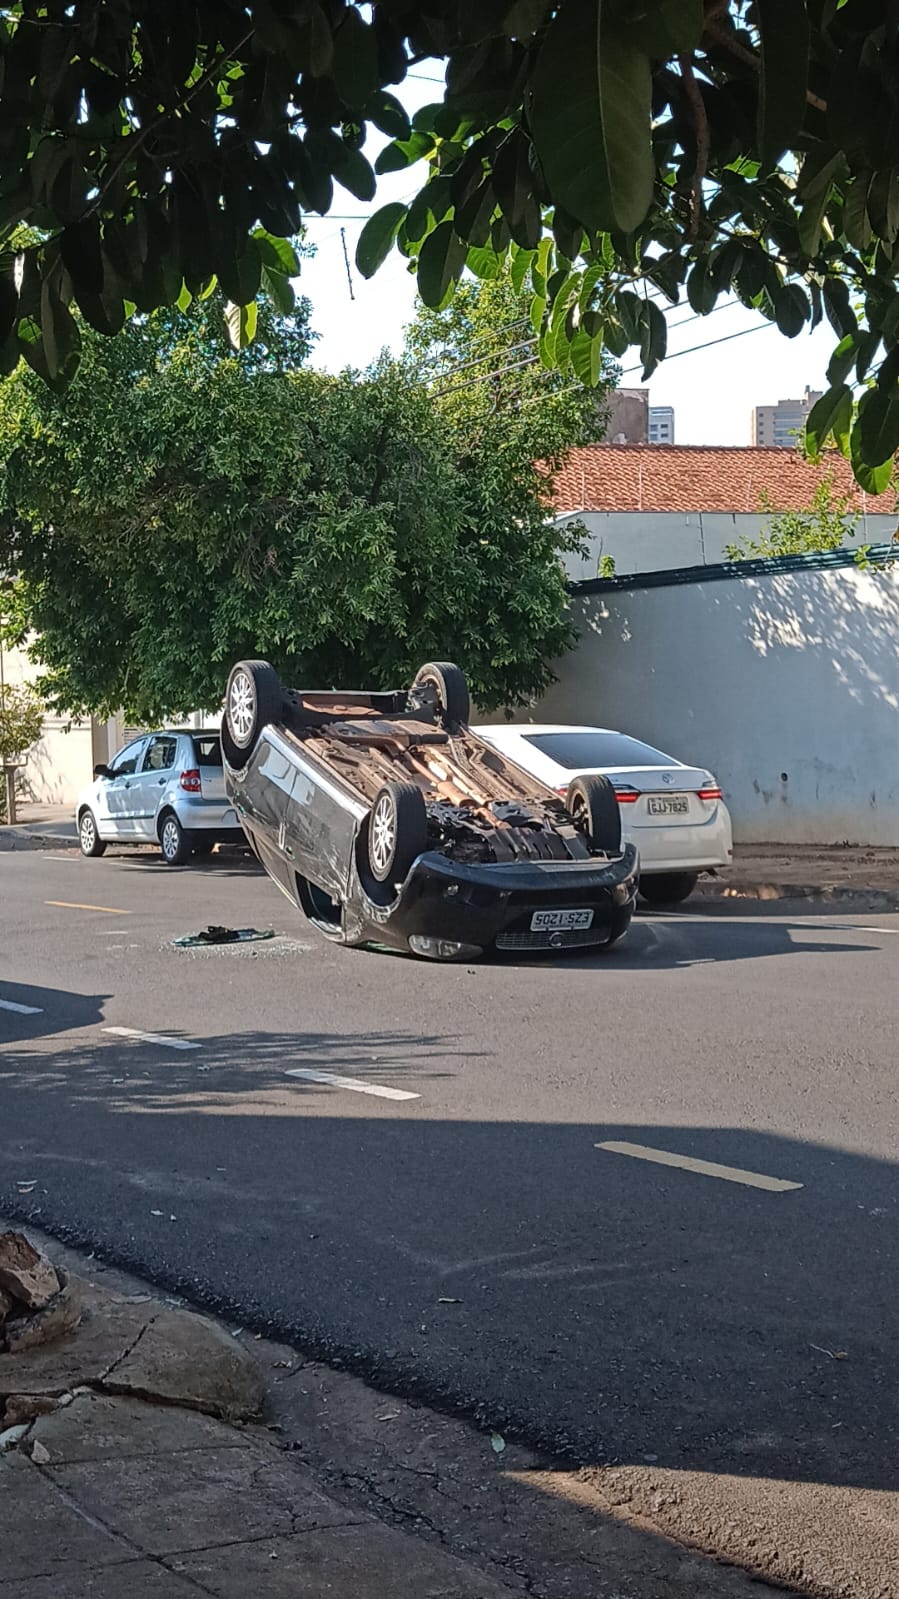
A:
[695,879,899,911]
[0,827,78,851]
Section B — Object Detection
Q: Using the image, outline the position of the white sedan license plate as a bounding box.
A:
[648,795,689,816]
[530,908,594,932]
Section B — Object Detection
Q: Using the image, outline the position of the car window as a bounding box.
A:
[141,735,178,773]
[107,741,145,778]
[523,731,675,769]
[192,735,223,768]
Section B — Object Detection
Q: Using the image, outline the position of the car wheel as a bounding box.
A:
[566,775,621,854]
[78,809,106,858]
[367,782,428,884]
[222,659,284,769]
[639,871,699,906]
[411,661,470,729]
[159,813,190,866]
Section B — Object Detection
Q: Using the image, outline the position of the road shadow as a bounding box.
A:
[0,1025,895,1502]
[0,981,109,1043]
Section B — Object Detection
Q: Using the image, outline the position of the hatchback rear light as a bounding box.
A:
[698,786,722,802]
[180,768,202,793]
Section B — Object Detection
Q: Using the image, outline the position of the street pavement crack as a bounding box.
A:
[94,1312,157,1386]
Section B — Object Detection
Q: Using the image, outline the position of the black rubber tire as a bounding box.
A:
[367,781,429,884]
[566,775,622,855]
[159,812,191,866]
[78,808,106,858]
[222,659,284,769]
[639,871,699,906]
[411,661,470,729]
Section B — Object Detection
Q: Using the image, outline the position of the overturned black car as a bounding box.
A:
[222,659,638,961]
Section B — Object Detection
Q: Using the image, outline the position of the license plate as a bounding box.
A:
[648,795,689,816]
[530,908,594,932]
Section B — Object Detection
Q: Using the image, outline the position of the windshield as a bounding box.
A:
[523,731,675,769]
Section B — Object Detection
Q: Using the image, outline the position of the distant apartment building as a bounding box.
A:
[752,386,822,447]
[648,405,675,444]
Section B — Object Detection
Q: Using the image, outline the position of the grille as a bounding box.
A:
[495,924,610,952]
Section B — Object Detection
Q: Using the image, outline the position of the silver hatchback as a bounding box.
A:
[75,730,246,865]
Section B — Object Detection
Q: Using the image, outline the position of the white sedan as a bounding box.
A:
[474,724,732,905]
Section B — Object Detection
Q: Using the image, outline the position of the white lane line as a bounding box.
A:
[0,999,44,1015]
[103,1026,200,1052]
[596,1140,803,1193]
[285,1068,419,1101]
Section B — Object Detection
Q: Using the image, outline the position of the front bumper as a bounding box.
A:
[345,845,639,957]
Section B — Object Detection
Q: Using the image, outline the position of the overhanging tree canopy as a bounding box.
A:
[2,3,899,484]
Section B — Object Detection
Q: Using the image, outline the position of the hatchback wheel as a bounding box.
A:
[367,782,428,884]
[160,814,190,866]
[78,809,106,858]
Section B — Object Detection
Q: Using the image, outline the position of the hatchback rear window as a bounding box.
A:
[524,731,673,769]
[192,736,223,767]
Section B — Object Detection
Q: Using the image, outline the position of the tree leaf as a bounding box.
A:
[356,202,407,278]
[331,9,379,109]
[40,271,80,383]
[774,282,809,338]
[60,216,104,298]
[261,264,295,315]
[252,230,299,278]
[416,221,466,308]
[639,297,667,378]
[366,91,411,141]
[375,132,435,177]
[224,298,258,350]
[842,172,873,251]
[569,326,602,386]
[614,0,703,56]
[529,0,653,233]
[805,383,852,456]
[826,332,857,386]
[756,0,810,168]
[466,244,502,279]
[855,382,899,467]
[509,245,534,296]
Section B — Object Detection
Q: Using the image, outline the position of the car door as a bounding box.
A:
[133,734,179,839]
[97,739,148,838]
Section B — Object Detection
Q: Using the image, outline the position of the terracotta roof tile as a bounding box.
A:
[551,445,898,516]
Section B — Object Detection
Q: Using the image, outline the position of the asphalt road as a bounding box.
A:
[1,847,897,1511]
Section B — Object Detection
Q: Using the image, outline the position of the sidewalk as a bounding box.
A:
[1,1231,509,1599]
[696,843,899,907]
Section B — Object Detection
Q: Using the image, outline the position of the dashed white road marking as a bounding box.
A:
[0,999,44,1015]
[103,1026,200,1052]
[47,899,131,915]
[596,1140,803,1193]
[285,1068,419,1101]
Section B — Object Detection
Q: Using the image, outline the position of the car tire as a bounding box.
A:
[566,775,621,854]
[222,659,284,769]
[411,661,470,730]
[159,813,190,866]
[367,782,428,884]
[78,809,106,858]
[639,871,699,906]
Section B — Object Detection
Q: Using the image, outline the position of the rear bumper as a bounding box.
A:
[345,845,639,955]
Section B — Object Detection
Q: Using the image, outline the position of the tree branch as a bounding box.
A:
[702,19,827,112]
[678,55,709,241]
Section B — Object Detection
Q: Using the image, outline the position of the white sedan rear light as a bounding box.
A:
[697,786,722,801]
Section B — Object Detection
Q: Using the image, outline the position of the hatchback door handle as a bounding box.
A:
[158,778,166,785]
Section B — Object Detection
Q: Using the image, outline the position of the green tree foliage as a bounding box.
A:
[0,681,43,764]
[724,470,858,561]
[3,5,899,485]
[0,301,588,719]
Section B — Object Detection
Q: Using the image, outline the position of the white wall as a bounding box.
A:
[0,641,105,806]
[560,509,898,582]
[518,561,899,847]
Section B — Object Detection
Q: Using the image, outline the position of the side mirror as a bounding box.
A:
[93,764,111,780]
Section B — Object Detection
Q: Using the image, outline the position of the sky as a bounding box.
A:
[297,73,836,447]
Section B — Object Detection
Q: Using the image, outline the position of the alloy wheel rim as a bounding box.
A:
[228,671,255,744]
[163,820,180,859]
[371,796,395,875]
[80,814,95,850]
